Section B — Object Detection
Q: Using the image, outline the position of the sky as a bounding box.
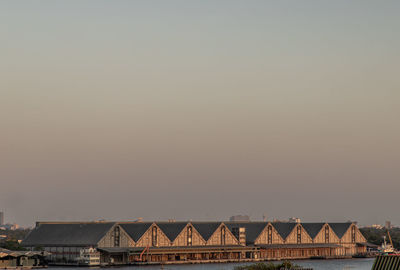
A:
[1,0,399,227]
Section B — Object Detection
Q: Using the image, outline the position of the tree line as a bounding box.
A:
[0,228,31,250]
[360,227,400,249]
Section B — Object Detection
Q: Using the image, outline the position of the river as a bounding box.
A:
[47,258,375,270]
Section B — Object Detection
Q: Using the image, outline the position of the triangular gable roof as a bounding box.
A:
[22,222,115,247]
[156,222,188,242]
[271,222,297,240]
[328,223,352,239]
[301,223,326,239]
[191,222,222,241]
[225,222,268,244]
[119,222,153,242]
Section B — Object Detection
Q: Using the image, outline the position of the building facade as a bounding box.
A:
[22,221,368,265]
[0,248,47,268]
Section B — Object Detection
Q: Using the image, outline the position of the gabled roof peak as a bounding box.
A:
[156,222,188,242]
[191,222,223,241]
[271,222,297,240]
[328,222,353,239]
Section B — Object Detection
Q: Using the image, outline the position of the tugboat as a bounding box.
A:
[378,231,397,255]
[379,235,395,254]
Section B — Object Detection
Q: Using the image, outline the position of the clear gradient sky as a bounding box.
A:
[1,1,399,227]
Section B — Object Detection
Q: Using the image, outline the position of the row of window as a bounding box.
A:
[152,226,215,247]
[112,224,358,247]
[266,225,356,244]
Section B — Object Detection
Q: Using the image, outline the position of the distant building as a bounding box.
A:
[229,215,250,222]
[371,224,384,229]
[289,217,301,223]
[0,248,47,268]
[385,221,392,229]
[1,223,20,230]
[0,212,3,226]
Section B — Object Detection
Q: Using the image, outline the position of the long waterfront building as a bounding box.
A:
[22,221,369,265]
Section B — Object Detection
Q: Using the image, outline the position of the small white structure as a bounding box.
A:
[289,217,301,223]
[77,247,100,266]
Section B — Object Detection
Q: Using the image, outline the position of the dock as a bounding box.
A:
[372,255,400,270]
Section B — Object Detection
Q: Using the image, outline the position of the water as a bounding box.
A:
[47,258,375,270]
[294,258,374,270]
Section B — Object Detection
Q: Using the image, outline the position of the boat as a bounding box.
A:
[77,247,101,266]
[379,235,395,254]
[378,230,398,255]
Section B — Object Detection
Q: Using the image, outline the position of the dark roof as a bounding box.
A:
[156,222,188,242]
[191,222,222,241]
[22,222,115,247]
[271,222,297,240]
[301,223,325,239]
[119,222,153,242]
[98,247,137,253]
[225,222,268,244]
[0,248,50,258]
[328,223,352,239]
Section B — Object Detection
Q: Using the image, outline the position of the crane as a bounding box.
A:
[387,229,394,250]
[379,229,396,254]
[138,245,150,262]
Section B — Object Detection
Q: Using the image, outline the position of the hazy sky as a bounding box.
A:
[1,1,399,227]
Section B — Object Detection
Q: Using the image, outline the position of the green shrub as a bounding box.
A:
[234,261,301,270]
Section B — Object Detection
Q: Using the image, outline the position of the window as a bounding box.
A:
[114,226,120,247]
[239,227,246,245]
[325,226,329,243]
[297,226,302,244]
[152,226,158,246]
[267,225,273,244]
[351,225,356,243]
[187,226,192,246]
[221,226,226,245]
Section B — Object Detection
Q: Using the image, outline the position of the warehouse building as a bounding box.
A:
[22,221,368,265]
[0,248,48,268]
